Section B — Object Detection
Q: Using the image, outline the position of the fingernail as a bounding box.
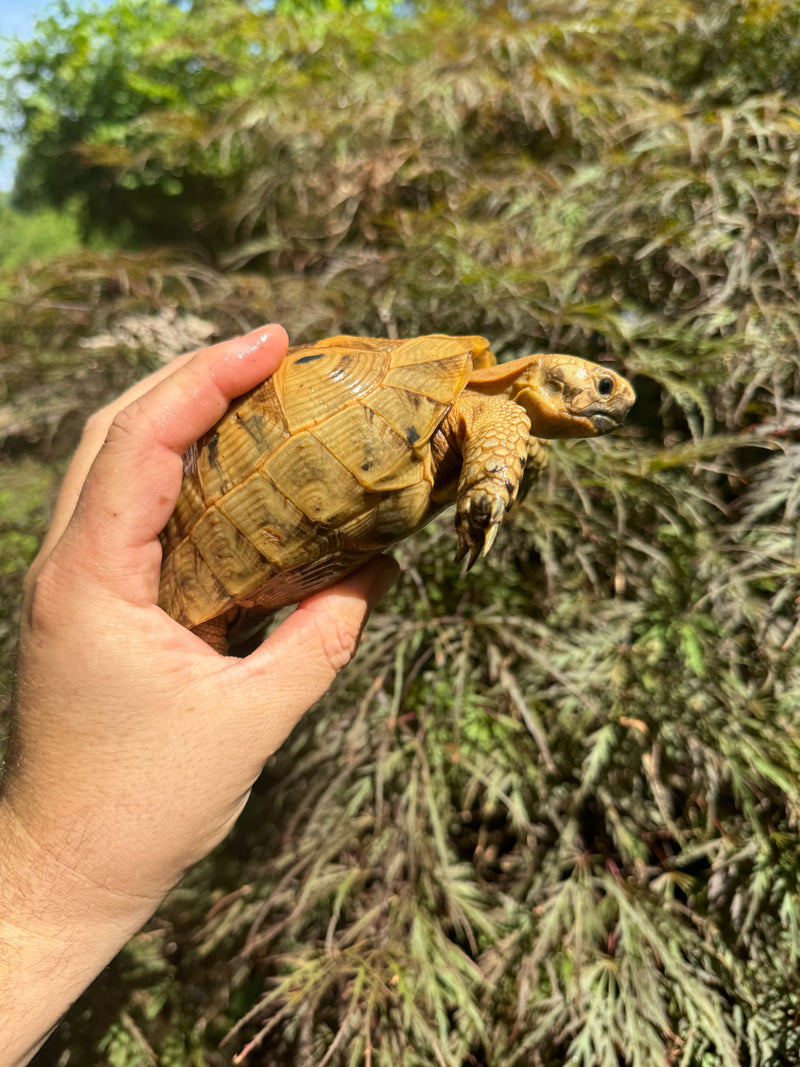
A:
[235,323,289,360]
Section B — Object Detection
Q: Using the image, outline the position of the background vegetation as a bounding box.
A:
[3,0,800,1063]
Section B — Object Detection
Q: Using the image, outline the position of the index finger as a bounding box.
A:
[30,324,289,592]
[39,348,198,561]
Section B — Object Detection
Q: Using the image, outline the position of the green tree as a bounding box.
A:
[3,0,267,243]
[1,0,404,245]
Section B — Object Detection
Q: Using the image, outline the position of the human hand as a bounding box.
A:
[0,324,397,1065]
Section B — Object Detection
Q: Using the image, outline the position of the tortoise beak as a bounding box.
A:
[585,408,625,434]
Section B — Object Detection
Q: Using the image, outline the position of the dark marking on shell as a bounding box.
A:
[295,352,325,364]
[406,426,420,446]
[206,435,219,469]
[330,354,355,381]
[235,527,268,563]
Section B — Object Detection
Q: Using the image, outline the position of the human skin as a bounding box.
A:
[0,324,398,1066]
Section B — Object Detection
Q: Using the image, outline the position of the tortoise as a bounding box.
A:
[159,334,635,650]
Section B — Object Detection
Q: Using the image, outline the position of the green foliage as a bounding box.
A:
[650,0,800,100]
[0,196,83,270]
[1,0,403,244]
[0,460,61,736]
[3,0,252,242]
[4,0,800,1064]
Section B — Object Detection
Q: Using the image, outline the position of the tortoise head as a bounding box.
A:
[511,354,636,438]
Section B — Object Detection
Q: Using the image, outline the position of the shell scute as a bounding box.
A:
[247,548,370,612]
[159,538,231,628]
[385,354,472,405]
[313,403,426,492]
[364,385,447,456]
[161,473,205,553]
[266,431,370,523]
[356,479,433,547]
[189,507,269,597]
[198,384,288,504]
[387,334,480,368]
[277,347,390,432]
[217,471,312,565]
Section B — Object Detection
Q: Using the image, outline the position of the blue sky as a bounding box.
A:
[0,0,55,190]
[0,0,43,41]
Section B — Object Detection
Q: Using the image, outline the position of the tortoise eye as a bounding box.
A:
[597,377,614,398]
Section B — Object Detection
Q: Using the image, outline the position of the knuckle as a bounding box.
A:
[314,610,362,674]
[23,551,75,635]
[106,398,151,444]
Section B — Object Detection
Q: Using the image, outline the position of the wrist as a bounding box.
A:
[0,798,160,1066]
[0,793,161,928]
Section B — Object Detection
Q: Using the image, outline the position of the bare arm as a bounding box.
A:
[0,325,397,1065]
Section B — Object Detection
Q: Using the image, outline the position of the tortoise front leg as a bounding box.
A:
[438,393,532,568]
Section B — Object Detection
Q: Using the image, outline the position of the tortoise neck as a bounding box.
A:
[466,355,541,399]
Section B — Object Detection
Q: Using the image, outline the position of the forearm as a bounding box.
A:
[0,801,158,1066]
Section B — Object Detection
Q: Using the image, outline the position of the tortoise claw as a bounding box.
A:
[465,540,482,572]
[482,521,500,558]
[455,494,507,568]
[455,524,482,570]
[480,498,506,558]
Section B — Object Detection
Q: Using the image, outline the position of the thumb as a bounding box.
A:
[218,557,399,751]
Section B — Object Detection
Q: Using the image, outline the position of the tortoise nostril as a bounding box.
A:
[597,377,614,398]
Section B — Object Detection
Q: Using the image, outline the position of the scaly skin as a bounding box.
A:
[437,352,636,566]
[436,392,532,567]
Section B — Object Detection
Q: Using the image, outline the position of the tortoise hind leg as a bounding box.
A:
[190,611,270,656]
[190,616,230,654]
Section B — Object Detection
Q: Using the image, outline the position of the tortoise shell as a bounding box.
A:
[159,334,496,636]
